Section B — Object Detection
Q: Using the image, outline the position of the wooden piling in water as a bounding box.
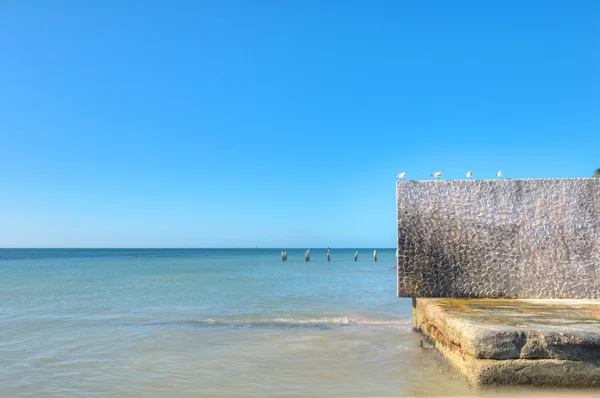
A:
[327,248,330,262]
[305,249,310,261]
[354,251,359,261]
[373,249,377,262]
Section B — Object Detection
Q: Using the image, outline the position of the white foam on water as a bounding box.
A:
[189,316,411,327]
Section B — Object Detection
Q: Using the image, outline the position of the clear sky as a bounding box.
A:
[0,0,598,248]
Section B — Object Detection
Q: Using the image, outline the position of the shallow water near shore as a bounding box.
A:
[0,249,597,397]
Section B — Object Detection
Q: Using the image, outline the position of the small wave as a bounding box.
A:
[4,315,411,331]
[182,316,410,327]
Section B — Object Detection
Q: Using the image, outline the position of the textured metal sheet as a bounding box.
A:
[397,179,600,298]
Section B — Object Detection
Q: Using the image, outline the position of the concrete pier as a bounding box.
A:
[398,178,600,386]
[397,179,600,299]
[412,298,600,387]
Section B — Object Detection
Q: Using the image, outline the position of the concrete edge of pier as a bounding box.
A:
[412,298,600,388]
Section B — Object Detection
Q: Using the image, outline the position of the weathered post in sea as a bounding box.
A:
[327,247,331,262]
[281,251,287,261]
[305,248,310,261]
[397,177,600,388]
[373,249,377,262]
[354,251,359,261]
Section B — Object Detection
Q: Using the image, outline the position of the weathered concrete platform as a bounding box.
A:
[413,298,600,387]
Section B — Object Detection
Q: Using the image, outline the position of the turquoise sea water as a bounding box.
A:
[0,249,593,397]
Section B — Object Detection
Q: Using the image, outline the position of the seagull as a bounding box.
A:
[497,171,503,179]
[396,172,406,179]
[466,171,473,179]
[431,172,442,179]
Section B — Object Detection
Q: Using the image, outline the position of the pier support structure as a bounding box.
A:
[397,178,600,387]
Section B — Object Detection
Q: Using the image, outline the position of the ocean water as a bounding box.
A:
[0,249,595,397]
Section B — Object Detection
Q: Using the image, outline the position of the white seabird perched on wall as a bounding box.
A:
[497,171,503,179]
[466,171,473,179]
[431,172,442,179]
[397,172,406,179]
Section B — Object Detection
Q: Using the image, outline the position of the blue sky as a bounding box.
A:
[0,0,598,248]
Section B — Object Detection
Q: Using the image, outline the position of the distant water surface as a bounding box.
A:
[0,249,595,397]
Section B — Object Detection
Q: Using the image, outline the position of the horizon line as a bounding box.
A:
[0,247,397,250]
